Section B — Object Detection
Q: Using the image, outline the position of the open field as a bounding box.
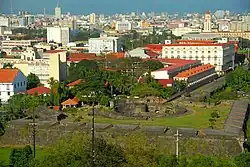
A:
[0,147,47,166]
[72,102,232,129]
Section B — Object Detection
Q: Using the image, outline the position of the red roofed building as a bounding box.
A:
[0,69,27,102]
[151,59,201,80]
[67,79,83,87]
[61,97,80,109]
[67,53,99,63]
[26,86,51,95]
[174,64,217,87]
[157,79,173,87]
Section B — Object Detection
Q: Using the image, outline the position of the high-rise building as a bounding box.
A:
[115,20,132,31]
[203,12,212,32]
[89,13,96,25]
[55,7,62,19]
[47,27,69,46]
[0,16,10,27]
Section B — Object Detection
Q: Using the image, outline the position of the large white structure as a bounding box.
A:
[89,13,96,25]
[55,7,62,19]
[203,12,212,32]
[172,27,202,37]
[47,27,69,46]
[0,17,9,27]
[0,69,27,103]
[88,36,123,54]
[161,43,235,74]
[115,21,132,31]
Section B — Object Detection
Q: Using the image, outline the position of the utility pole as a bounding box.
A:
[29,109,37,159]
[174,130,182,158]
[91,103,95,167]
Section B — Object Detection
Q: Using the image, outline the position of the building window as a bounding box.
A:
[8,92,10,96]
[190,51,192,54]
[14,84,16,89]
[177,55,180,58]
[208,51,211,54]
[183,51,186,54]
[214,50,217,53]
[18,83,19,87]
[177,51,180,54]
[202,51,204,53]
[6,85,10,90]
[171,51,174,54]
[21,82,22,86]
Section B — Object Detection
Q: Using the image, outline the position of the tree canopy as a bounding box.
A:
[27,73,40,89]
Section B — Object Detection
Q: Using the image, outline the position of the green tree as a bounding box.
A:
[9,145,33,167]
[157,155,178,167]
[144,60,164,71]
[27,73,40,89]
[35,134,125,167]
[3,62,13,69]
[234,152,250,167]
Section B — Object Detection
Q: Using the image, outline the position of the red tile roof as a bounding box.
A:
[175,64,215,78]
[67,79,82,87]
[0,69,19,83]
[26,86,51,95]
[61,97,80,105]
[45,50,67,53]
[67,53,99,62]
[150,58,199,72]
[157,79,173,87]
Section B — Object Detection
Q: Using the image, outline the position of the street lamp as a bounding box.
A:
[174,130,182,158]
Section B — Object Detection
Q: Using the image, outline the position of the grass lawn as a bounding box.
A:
[74,102,232,129]
[0,147,48,166]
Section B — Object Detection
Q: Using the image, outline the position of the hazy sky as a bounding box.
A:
[0,0,249,14]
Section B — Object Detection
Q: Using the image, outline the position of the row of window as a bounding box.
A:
[165,50,218,54]
[14,81,26,89]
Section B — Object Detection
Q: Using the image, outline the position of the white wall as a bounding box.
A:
[0,71,27,103]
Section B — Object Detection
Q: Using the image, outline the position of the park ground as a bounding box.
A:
[71,101,232,129]
[0,101,232,164]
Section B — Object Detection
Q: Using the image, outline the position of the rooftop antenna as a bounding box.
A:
[56,0,60,7]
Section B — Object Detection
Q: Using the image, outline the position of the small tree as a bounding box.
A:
[27,73,40,89]
[9,145,33,167]
[209,111,220,129]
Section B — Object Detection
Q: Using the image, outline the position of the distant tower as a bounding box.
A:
[89,13,96,25]
[203,11,212,32]
[55,0,62,19]
[10,0,13,14]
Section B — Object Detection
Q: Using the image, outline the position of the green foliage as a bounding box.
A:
[130,83,160,98]
[34,134,125,167]
[27,73,40,89]
[234,152,250,167]
[226,66,250,92]
[209,112,220,129]
[0,122,5,136]
[70,30,100,42]
[9,145,33,167]
[157,155,178,167]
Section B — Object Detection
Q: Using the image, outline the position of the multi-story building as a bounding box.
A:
[172,27,202,37]
[89,13,96,25]
[55,7,62,19]
[161,43,235,74]
[174,64,217,87]
[203,12,212,32]
[0,26,12,35]
[0,16,10,27]
[229,21,250,32]
[47,27,70,46]
[115,20,132,31]
[0,69,27,103]
[0,50,67,87]
[1,40,38,49]
[182,32,250,40]
[88,36,123,54]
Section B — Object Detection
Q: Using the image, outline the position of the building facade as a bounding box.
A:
[88,36,123,54]
[89,13,96,25]
[0,69,27,103]
[0,16,9,27]
[115,21,132,31]
[203,12,212,32]
[0,50,67,87]
[161,43,235,74]
[55,7,62,19]
[172,27,202,37]
[47,27,69,46]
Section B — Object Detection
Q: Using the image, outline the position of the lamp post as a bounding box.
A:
[91,102,95,167]
[174,130,182,158]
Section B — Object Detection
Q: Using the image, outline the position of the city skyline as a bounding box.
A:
[0,0,249,15]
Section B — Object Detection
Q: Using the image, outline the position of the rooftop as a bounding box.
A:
[175,64,215,78]
[0,68,19,83]
[61,97,80,105]
[26,86,51,95]
[67,79,83,87]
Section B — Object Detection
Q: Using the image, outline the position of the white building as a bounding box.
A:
[47,27,69,46]
[161,43,235,74]
[172,27,202,37]
[89,13,96,25]
[55,7,62,19]
[0,69,27,103]
[115,21,132,31]
[0,26,12,35]
[203,12,212,32]
[88,36,123,54]
[0,17,10,27]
